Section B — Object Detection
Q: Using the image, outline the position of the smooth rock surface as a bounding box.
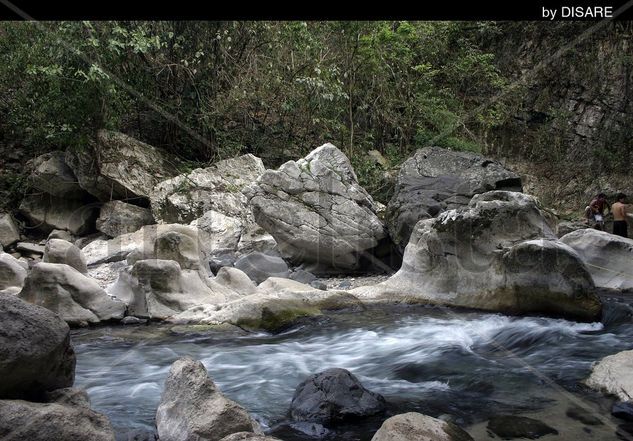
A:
[234,252,290,284]
[43,238,88,273]
[156,357,262,441]
[0,252,28,291]
[0,294,75,399]
[19,263,126,326]
[0,213,20,248]
[108,259,237,320]
[371,412,473,441]
[353,191,602,322]
[560,228,633,292]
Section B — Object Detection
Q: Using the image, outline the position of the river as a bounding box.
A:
[72,297,633,440]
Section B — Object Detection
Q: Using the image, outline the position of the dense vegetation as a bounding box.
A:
[1,21,631,213]
[0,21,511,202]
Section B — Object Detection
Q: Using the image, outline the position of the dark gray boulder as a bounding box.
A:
[290,368,386,425]
[235,252,290,284]
[0,293,75,399]
[386,146,522,249]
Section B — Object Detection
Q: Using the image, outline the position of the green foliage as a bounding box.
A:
[0,21,510,173]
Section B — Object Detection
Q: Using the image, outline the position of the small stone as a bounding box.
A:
[487,415,558,439]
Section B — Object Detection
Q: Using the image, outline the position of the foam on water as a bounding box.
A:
[72,306,633,439]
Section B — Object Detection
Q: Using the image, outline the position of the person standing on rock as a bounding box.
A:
[611,193,629,238]
[587,193,608,230]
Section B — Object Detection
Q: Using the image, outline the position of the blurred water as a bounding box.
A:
[73,300,633,440]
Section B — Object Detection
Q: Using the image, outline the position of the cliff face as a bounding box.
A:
[484,22,633,215]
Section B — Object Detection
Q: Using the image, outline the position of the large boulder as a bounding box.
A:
[290,368,386,425]
[151,154,265,223]
[0,294,75,399]
[18,263,126,326]
[353,191,602,322]
[386,146,522,249]
[0,392,115,441]
[234,252,290,284]
[96,200,154,237]
[150,154,275,257]
[156,357,263,441]
[585,350,633,401]
[371,412,473,441]
[19,193,99,235]
[65,130,180,202]
[560,228,633,292]
[0,213,20,248]
[108,259,238,320]
[26,151,88,199]
[245,144,387,272]
[0,252,28,293]
[43,238,88,273]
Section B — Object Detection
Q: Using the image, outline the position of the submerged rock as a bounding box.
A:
[290,368,386,425]
[386,146,522,249]
[353,191,602,322]
[560,228,633,292]
[19,262,126,326]
[156,357,263,441]
[486,415,558,439]
[219,434,282,441]
[245,143,387,272]
[371,412,473,441]
[0,293,75,399]
[613,401,633,422]
[586,349,633,401]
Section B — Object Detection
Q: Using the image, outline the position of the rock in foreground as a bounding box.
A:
[290,368,386,425]
[371,412,473,441]
[0,393,115,441]
[19,263,126,326]
[586,349,633,401]
[0,294,75,399]
[156,357,262,441]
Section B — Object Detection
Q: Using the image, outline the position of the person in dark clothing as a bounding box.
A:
[588,193,609,230]
[611,193,629,238]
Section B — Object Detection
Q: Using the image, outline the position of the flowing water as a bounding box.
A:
[73,296,633,440]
